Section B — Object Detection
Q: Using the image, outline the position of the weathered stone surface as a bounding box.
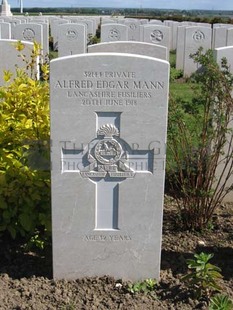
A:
[50,53,169,281]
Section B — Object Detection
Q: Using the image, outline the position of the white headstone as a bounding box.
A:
[197,22,211,28]
[88,41,168,60]
[51,19,69,51]
[183,26,212,77]
[6,18,21,27]
[0,21,10,38]
[149,19,163,24]
[214,46,233,202]
[176,25,186,70]
[50,53,169,281]
[141,25,170,51]
[16,18,26,24]
[124,19,140,41]
[58,23,86,57]
[212,27,228,49]
[101,24,128,42]
[12,23,43,47]
[164,20,180,50]
[78,19,95,42]
[102,18,117,25]
[0,39,39,85]
[140,19,148,25]
[31,20,49,59]
[226,28,233,46]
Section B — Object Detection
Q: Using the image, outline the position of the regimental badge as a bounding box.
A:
[80,124,135,179]
[94,124,122,165]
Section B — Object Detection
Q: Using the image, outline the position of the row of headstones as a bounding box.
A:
[1,28,233,85]
[100,22,233,77]
[54,23,233,77]
[67,19,233,51]
[1,18,233,82]
[56,24,169,60]
[0,19,49,59]
[1,15,233,77]
[0,18,172,61]
[50,19,204,56]
[0,37,170,86]
[1,15,233,49]
[48,18,233,77]
[101,19,233,49]
[101,18,209,50]
[176,23,233,76]
[49,16,100,51]
[0,15,101,58]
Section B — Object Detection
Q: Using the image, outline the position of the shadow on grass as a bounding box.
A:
[0,235,52,280]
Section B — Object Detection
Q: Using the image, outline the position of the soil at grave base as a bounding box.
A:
[0,197,232,310]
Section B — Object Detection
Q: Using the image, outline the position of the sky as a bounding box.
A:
[9,0,233,11]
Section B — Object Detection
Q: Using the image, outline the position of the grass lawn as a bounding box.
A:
[170,81,196,104]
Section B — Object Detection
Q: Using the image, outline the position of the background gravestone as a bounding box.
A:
[6,18,21,27]
[0,39,39,85]
[176,25,186,70]
[214,46,233,202]
[124,19,140,41]
[88,41,168,60]
[0,21,10,39]
[101,18,119,24]
[164,20,180,50]
[32,20,49,60]
[11,23,44,62]
[50,19,69,51]
[58,23,86,57]
[212,27,228,49]
[12,23,43,47]
[227,28,233,46]
[77,19,95,42]
[183,26,212,77]
[101,24,128,42]
[141,24,170,51]
[50,53,169,281]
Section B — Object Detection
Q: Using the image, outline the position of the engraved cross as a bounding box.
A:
[61,112,154,230]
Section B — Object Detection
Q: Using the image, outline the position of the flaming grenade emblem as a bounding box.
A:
[95,124,122,165]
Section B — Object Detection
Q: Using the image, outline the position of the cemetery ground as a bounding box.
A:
[0,196,232,310]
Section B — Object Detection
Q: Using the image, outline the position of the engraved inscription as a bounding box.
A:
[23,28,35,41]
[193,30,205,41]
[150,30,163,43]
[84,235,132,241]
[108,28,121,41]
[129,23,137,30]
[54,71,165,107]
[66,29,78,40]
[84,71,136,78]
